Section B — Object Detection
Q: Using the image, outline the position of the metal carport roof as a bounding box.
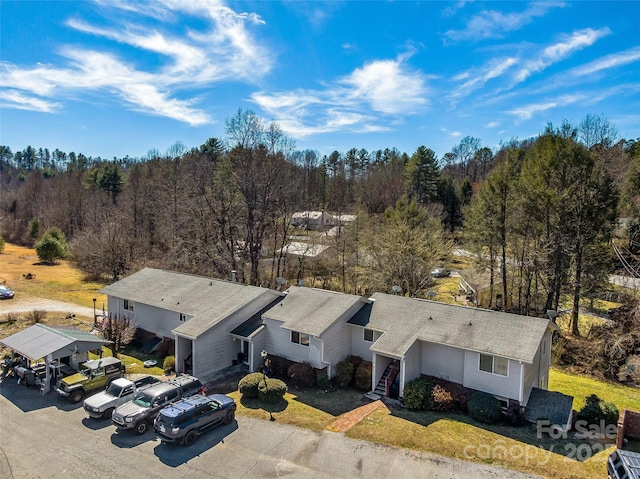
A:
[0,324,111,361]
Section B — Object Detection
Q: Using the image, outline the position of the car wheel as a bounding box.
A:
[70,390,85,404]
[183,430,197,447]
[223,410,235,425]
[135,421,148,435]
[102,408,115,420]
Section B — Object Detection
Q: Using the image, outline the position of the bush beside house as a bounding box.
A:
[239,372,265,398]
[467,392,503,424]
[335,361,355,388]
[355,361,372,391]
[576,394,619,427]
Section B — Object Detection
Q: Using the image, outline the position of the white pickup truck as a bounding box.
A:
[83,375,162,419]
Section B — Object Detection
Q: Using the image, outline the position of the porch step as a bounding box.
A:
[373,362,396,396]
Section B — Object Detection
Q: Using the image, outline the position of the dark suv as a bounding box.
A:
[111,374,203,435]
[154,393,236,446]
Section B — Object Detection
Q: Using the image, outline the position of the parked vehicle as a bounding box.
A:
[154,393,236,446]
[608,449,640,479]
[0,285,15,299]
[56,357,125,403]
[431,267,450,278]
[83,375,162,419]
[111,374,203,435]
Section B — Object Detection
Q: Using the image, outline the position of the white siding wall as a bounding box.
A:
[463,351,521,401]
[421,341,465,384]
[349,325,379,361]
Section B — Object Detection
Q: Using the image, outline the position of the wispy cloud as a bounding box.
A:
[570,46,640,76]
[450,56,517,101]
[514,28,610,82]
[445,2,565,41]
[0,89,60,113]
[251,54,428,137]
[0,0,271,125]
[508,94,584,120]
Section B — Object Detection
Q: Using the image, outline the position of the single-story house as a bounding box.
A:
[100,268,284,382]
[347,293,557,407]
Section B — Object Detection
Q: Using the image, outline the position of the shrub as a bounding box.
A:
[25,309,47,324]
[258,377,287,403]
[430,384,455,412]
[505,404,527,426]
[162,355,175,372]
[467,392,503,424]
[576,394,619,427]
[287,362,316,388]
[3,312,19,323]
[0,236,5,253]
[268,355,295,378]
[355,361,372,391]
[239,372,265,398]
[348,355,364,368]
[34,227,69,263]
[316,374,330,390]
[403,378,430,410]
[334,361,355,388]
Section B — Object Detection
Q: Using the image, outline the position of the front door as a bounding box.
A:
[240,340,249,364]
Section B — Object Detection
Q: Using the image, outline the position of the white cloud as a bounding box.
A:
[450,57,517,101]
[484,121,500,128]
[570,46,640,76]
[507,94,584,120]
[515,28,610,83]
[250,55,428,138]
[0,90,60,113]
[445,2,565,42]
[0,0,271,124]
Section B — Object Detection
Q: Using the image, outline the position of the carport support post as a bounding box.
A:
[93,298,97,326]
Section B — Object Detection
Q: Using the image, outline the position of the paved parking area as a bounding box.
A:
[0,376,540,479]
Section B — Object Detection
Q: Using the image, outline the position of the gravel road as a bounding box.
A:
[0,297,96,318]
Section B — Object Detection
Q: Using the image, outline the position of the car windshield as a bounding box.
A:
[133,393,153,407]
[79,366,93,377]
[105,383,123,396]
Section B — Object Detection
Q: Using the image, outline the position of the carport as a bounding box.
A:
[0,323,112,393]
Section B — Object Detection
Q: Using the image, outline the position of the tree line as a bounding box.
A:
[1,110,638,333]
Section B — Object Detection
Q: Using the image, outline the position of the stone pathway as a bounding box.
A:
[326,399,388,432]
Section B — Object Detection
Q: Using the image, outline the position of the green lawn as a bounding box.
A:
[549,367,640,412]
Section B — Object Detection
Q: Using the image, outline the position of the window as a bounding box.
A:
[179,313,188,322]
[479,354,508,376]
[124,299,134,312]
[291,330,310,347]
[363,328,374,342]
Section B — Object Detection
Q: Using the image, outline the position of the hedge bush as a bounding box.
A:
[239,372,265,398]
[334,361,355,388]
[258,377,288,403]
[429,384,455,412]
[467,392,503,424]
[287,362,316,388]
[576,394,619,427]
[403,378,430,410]
[355,361,372,391]
[316,374,330,390]
[348,355,364,368]
[162,355,176,372]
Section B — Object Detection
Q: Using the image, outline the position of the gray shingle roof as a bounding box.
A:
[0,324,111,361]
[101,268,283,338]
[362,293,554,363]
[264,286,369,336]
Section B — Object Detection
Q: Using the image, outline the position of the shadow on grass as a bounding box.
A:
[240,395,288,415]
[388,406,615,462]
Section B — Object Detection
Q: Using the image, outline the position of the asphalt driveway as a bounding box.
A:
[0,376,540,479]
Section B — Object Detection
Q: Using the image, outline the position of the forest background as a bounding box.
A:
[1,110,639,380]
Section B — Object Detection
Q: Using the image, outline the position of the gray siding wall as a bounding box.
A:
[421,341,465,384]
[263,318,323,368]
[463,351,521,401]
[350,325,380,361]
[107,296,182,338]
[187,293,281,383]
[523,344,541,405]
[402,340,422,394]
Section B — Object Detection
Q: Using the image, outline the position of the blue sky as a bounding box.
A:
[1,1,639,160]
